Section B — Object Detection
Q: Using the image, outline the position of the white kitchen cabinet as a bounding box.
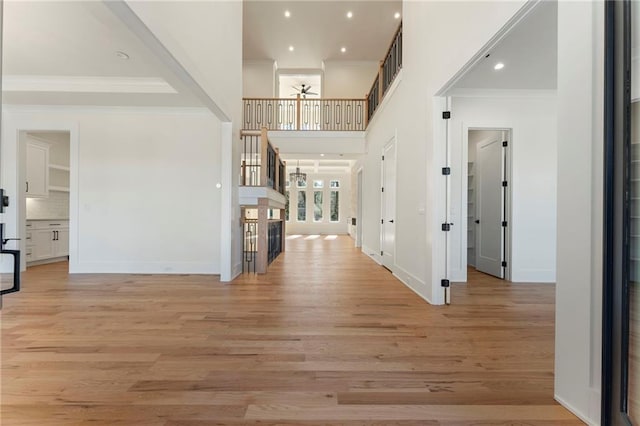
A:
[26,220,69,265]
[32,229,55,260]
[26,140,49,198]
[53,228,69,257]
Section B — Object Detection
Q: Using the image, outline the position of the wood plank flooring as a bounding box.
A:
[1,235,582,425]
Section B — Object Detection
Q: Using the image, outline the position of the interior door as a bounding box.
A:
[475,137,504,278]
[381,139,396,270]
[356,170,363,248]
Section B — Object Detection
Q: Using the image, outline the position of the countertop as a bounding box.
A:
[26,218,69,221]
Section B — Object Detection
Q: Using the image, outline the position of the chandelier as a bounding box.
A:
[289,161,307,185]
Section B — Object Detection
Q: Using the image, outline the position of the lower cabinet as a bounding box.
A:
[26,220,69,265]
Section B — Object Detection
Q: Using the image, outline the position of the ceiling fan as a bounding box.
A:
[290,84,318,98]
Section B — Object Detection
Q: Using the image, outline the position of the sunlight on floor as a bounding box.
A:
[324,235,338,240]
[304,235,320,240]
[286,235,302,240]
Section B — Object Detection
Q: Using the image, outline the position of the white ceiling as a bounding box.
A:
[2,1,203,107]
[243,1,402,69]
[451,1,557,91]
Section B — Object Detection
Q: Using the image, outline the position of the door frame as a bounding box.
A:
[380,135,397,270]
[463,125,512,282]
[7,119,79,274]
[356,167,363,248]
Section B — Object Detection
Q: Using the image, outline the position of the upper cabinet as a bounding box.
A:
[25,140,49,198]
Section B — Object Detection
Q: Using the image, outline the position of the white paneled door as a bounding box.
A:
[475,137,504,278]
[381,139,396,270]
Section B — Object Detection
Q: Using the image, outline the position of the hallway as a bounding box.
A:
[1,236,581,424]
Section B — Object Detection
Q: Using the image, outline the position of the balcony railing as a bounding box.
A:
[243,97,367,131]
[240,128,285,195]
[242,217,285,274]
[367,22,402,123]
[241,22,402,132]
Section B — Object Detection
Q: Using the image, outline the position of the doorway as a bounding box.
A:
[356,168,363,248]
[466,129,511,280]
[381,138,396,271]
[18,130,72,273]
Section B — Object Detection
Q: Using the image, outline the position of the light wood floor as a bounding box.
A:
[1,235,582,425]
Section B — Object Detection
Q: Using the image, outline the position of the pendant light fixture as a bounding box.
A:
[289,160,307,185]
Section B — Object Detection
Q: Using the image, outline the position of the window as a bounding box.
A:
[314,191,323,222]
[285,191,290,221]
[330,190,339,222]
[313,180,324,188]
[330,180,340,188]
[296,176,307,188]
[297,191,306,221]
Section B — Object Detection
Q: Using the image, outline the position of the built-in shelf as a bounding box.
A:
[49,186,70,193]
[49,164,70,172]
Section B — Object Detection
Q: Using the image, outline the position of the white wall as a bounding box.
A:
[243,60,275,98]
[285,171,351,235]
[554,1,604,424]
[358,0,526,304]
[125,1,243,280]
[2,106,222,274]
[323,61,380,99]
[449,95,558,283]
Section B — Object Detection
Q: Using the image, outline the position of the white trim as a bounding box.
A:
[435,0,541,96]
[445,88,557,99]
[361,244,382,265]
[380,135,397,272]
[356,167,363,248]
[239,186,286,209]
[393,266,433,305]
[3,104,210,115]
[220,122,233,282]
[431,96,449,306]
[554,394,599,426]
[459,124,513,283]
[71,261,219,275]
[3,76,177,94]
[103,1,230,122]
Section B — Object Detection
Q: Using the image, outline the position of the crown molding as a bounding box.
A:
[3,75,177,94]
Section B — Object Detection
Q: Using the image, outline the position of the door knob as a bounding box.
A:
[389,219,395,223]
[475,220,480,224]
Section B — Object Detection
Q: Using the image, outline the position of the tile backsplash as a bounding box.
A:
[26,191,69,219]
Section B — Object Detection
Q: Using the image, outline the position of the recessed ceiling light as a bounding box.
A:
[284,10,291,18]
[320,154,325,157]
[394,12,401,19]
[115,51,130,60]
[494,62,505,70]
[289,45,295,52]
[346,11,353,19]
[341,47,347,53]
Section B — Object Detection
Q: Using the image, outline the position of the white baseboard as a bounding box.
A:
[227,263,242,282]
[392,265,433,305]
[554,394,599,426]
[361,244,382,265]
[70,261,220,275]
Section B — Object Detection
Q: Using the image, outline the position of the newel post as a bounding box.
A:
[256,198,269,274]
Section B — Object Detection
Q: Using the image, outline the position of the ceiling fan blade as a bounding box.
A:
[291,85,300,91]
[306,91,319,95]
[304,85,312,92]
